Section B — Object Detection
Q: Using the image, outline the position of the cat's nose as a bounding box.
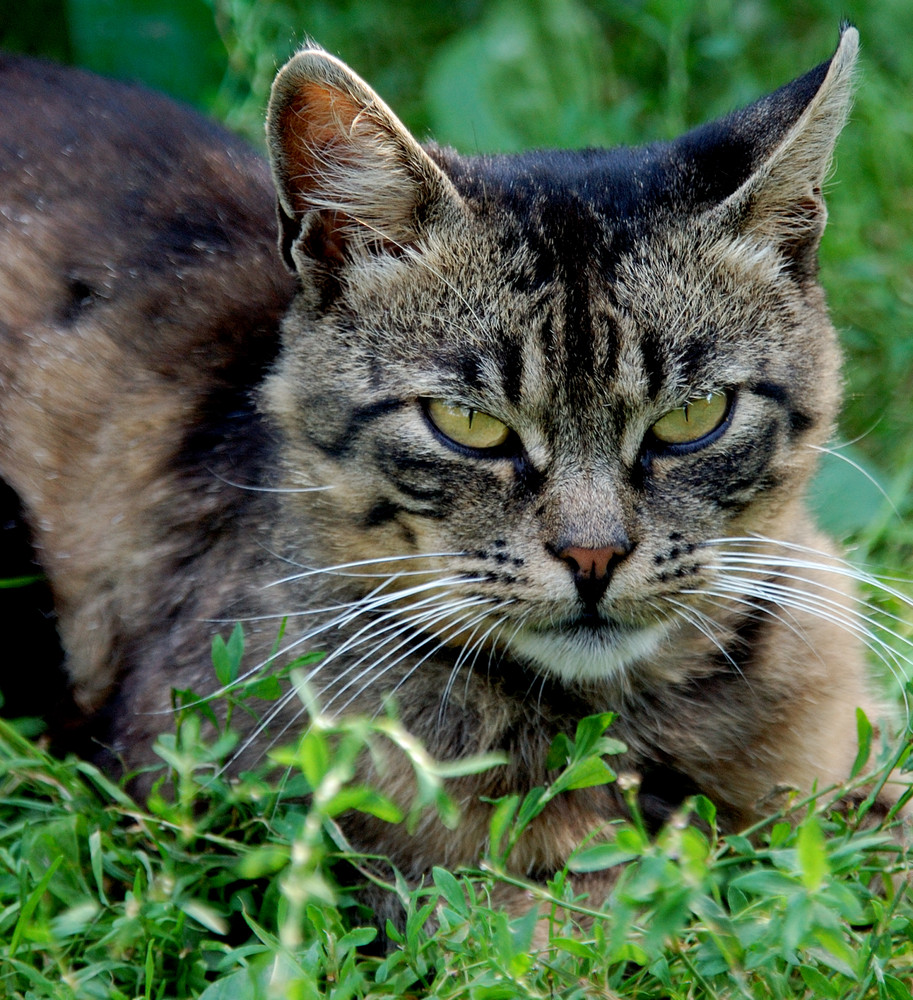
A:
[548,540,632,607]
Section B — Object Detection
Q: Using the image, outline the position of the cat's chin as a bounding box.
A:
[507,618,669,685]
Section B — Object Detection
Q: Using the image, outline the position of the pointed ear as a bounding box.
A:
[712,25,858,279]
[266,46,462,274]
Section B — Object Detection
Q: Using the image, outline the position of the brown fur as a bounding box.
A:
[0,30,899,923]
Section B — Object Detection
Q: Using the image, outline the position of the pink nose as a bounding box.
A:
[556,544,629,580]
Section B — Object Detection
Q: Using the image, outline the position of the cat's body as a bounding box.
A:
[0,28,895,910]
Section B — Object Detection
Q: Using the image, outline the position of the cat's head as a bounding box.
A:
[262,28,857,686]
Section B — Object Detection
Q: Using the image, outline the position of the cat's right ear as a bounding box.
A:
[266,46,463,276]
[703,25,859,281]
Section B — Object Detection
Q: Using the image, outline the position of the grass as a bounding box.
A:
[2,0,913,997]
[0,675,911,998]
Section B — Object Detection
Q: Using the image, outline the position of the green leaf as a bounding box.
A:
[10,855,63,956]
[810,928,860,979]
[797,815,829,891]
[550,755,616,794]
[88,828,107,906]
[515,786,548,830]
[570,842,639,871]
[799,965,840,999]
[510,902,540,954]
[324,787,403,824]
[433,751,509,778]
[724,834,755,857]
[211,623,244,686]
[433,867,468,917]
[294,730,331,791]
[852,707,873,778]
[883,975,913,1000]
[546,732,574,770]
[730,869,801,897]
[644,885,693,952]
[337,926,378,952]
[550,936,598,959]
[487,794,520,859]
[242,675,283,701]
[196,954,302,1000]
[692,794,717,828]
[769,820,793,847]
[236,844,289,879]
[573,711,618,755]
[180,899,229,935]
[23,817,90,906]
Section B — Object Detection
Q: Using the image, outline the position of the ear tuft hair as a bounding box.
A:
[266,48,461,271]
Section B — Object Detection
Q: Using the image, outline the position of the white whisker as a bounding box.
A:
[223,586,494,763]
[320,596,492,710]
[264,551,470,588]
[808,443,899,519]
[660,596,750,680]
[707,551,913,639]
[334,602,498,718]
[704,576,912,706]
[204,469,336,494]
[438,607,513,724]
[167,575,485,717]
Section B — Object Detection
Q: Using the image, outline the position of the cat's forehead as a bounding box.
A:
[349,217,734,432]
[430,141,743,232]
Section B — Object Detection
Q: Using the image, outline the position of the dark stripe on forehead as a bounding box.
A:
[554,208,600,376]
[522,201,605,374]
[455,350,485,393]
[538,311,556,360]
[638,329,668,399]
[562,269,593,377]
[497,335,525,405]
[593,304,620,388]
[674,327,721,385]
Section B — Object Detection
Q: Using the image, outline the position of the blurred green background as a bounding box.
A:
[2,0,912,567]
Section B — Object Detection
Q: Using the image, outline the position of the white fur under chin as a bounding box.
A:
[509,622,669,685]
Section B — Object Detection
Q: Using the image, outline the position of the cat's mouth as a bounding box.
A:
[507,613,669,685]
[569,610,615,633]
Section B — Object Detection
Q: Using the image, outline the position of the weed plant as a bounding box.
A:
[0,634,911,998]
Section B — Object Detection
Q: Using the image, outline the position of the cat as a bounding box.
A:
[0,25,900,920]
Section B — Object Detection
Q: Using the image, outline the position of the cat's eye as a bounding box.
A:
[650,391,730,447]
[425,399,511,451]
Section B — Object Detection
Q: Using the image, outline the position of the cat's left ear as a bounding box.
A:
[710,25,858,279]
[266,45,463,275]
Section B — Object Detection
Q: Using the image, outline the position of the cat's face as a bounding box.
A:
[263,36,853,686]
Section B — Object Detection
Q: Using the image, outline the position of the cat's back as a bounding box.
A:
[0,54,295,489]
[0,53,294,362]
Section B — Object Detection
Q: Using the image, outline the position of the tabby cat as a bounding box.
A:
[0,25,898,916]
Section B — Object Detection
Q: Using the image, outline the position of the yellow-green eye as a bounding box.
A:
[425,399,511,451]
[651,391,730,446]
